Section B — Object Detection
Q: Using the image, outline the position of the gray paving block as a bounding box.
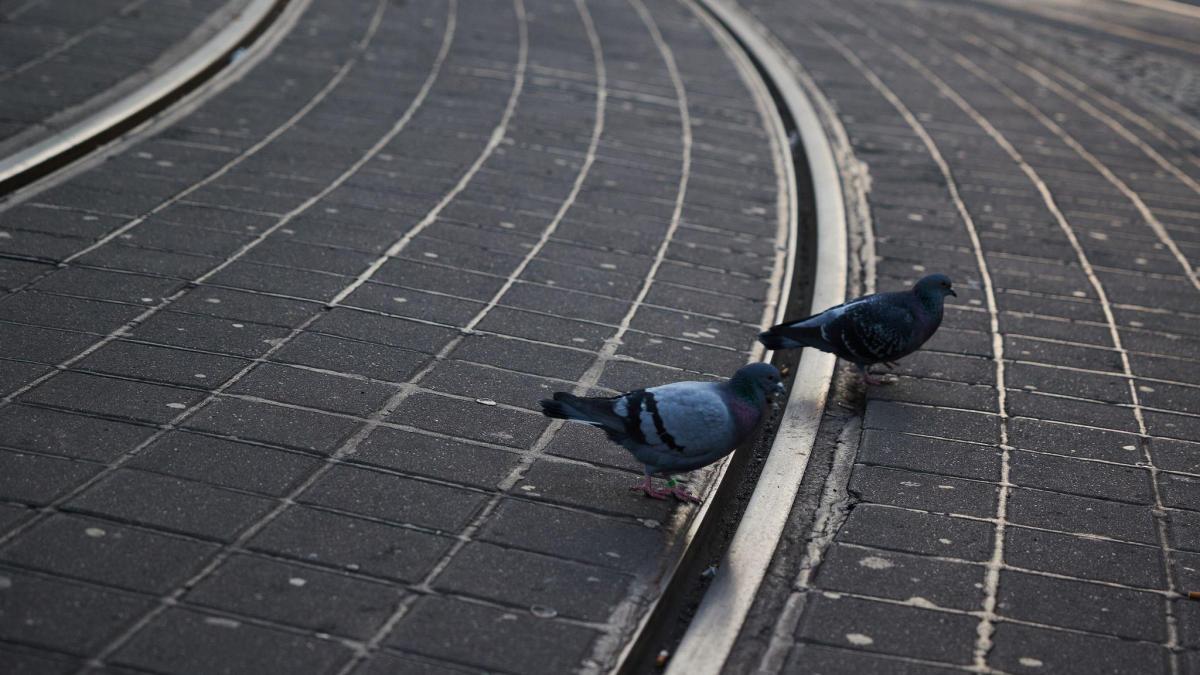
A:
[21,371,207,425]
[989,621,1167,675]
[111,607,352,675]
[836,504,995,562]
[388,391,549,450]
[247,506,452,583]
[0,569,154,656]
[0,450,100,506]
[385,595,599,675]
[857,429,1001,482]
[352,427,519,490]
[433,541,631,622]
[848,464,998,518]
[783,642,963,675]
[300,464,485,532]
[814,543,985,611]
[183,397,359,454]
[479,497,663,573]
[0,513,217,593]
[271,331,430,382]
[187,553,399,640]
[1008,449,1153,504]
[228,362,396,416]
[77,340,250,389]
[67,468,275,542]
[996,570,1165,641]
[1004,526,1165,589]
[128,431,321,496]
[1006,486,1160,545]
[795,593,977,664]
[0,404,153,461]
[863,400,1001,445]
[130,310,293,359]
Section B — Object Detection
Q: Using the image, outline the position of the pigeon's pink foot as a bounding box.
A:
[629,477,669,500]
[666,486,702,503]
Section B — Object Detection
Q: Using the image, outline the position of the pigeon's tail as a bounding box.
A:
[539,392,615,427]
[758,322,820,351]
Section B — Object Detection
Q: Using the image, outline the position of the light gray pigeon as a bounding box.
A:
[758,274,956,385]
[539,362,784,502]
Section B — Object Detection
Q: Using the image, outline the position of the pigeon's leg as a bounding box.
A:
[629,470,669,500]
[664,477,702,504]
[857,363,886,386]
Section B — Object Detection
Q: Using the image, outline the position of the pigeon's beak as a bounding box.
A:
[948,289,957,297]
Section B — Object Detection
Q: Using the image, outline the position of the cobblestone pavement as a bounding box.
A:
[0,0,258,160]
[727,0,1200,673]
[0,0,790,672]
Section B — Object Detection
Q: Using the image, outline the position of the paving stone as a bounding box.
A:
[300,464,485,533]
[1159,472,1200,512]
[67,469,275,542]
[1006,486,1160,545]
[0,645,78,675]
[187,553,399,640]
[451,332,595,381]
[170,287,317,328]
[433,541,631,622]
[857,430,1000,482]
[996,570,1165,641]
[130,310,294,358]
[848,465,998,518]
[1008,449,1153,504]
[0,513,218,593]
[836,504,995,562]
[385,595,599,675]
[480,497,663,573]
[814,543,984,611]
[21,371,207,425]
[271,331,430,382]
[0,450,100,506]
[356,651,477,675]
[989,622,1167,675]
[783,642,962,675]
[77,340,250,388]
[111,607,352,675]
[421,359,562,411]
[311,308,457,354]
[247,506,452,583]
[352,427,519,490]
[0,291,142,334]
[0,324,94,367]
[31,267,184,304]
[863,400,1000,445]
[0,569,154,656]
[795,594,977,664]
[1007,417,1143,464]
[229,362,396,416]
[1004,526,1165,588]
[388,391,549,450]
[1152,438,1200,475]
[0,404,153,461]
[128,431,321,496]
[515,459,677,520]
[183,397,359,454]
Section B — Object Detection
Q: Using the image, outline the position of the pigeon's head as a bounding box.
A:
[731,362,786,403]
[914,273,956,300]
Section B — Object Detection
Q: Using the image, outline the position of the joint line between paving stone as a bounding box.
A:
[808,12,1014,670]
[866,16,1186,664]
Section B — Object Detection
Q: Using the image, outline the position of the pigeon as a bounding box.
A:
[539,362,785,502]
[758,274,956,385]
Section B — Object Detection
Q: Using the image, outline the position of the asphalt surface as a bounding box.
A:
[723,0,1200,673]
[0,0,789,673]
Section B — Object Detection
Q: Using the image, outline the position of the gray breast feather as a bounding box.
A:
[642,382,735,455]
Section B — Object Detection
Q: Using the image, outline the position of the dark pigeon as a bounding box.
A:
[758,274,956,384]
[540,362,784,502]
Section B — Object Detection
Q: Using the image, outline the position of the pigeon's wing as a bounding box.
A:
[758,295,874,352]
[614,382,736,459]
[833,296,919,363]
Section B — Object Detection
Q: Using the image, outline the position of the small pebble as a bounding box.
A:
[85,527,107,538]
[530,605,557,619]
[475,398,497,406]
